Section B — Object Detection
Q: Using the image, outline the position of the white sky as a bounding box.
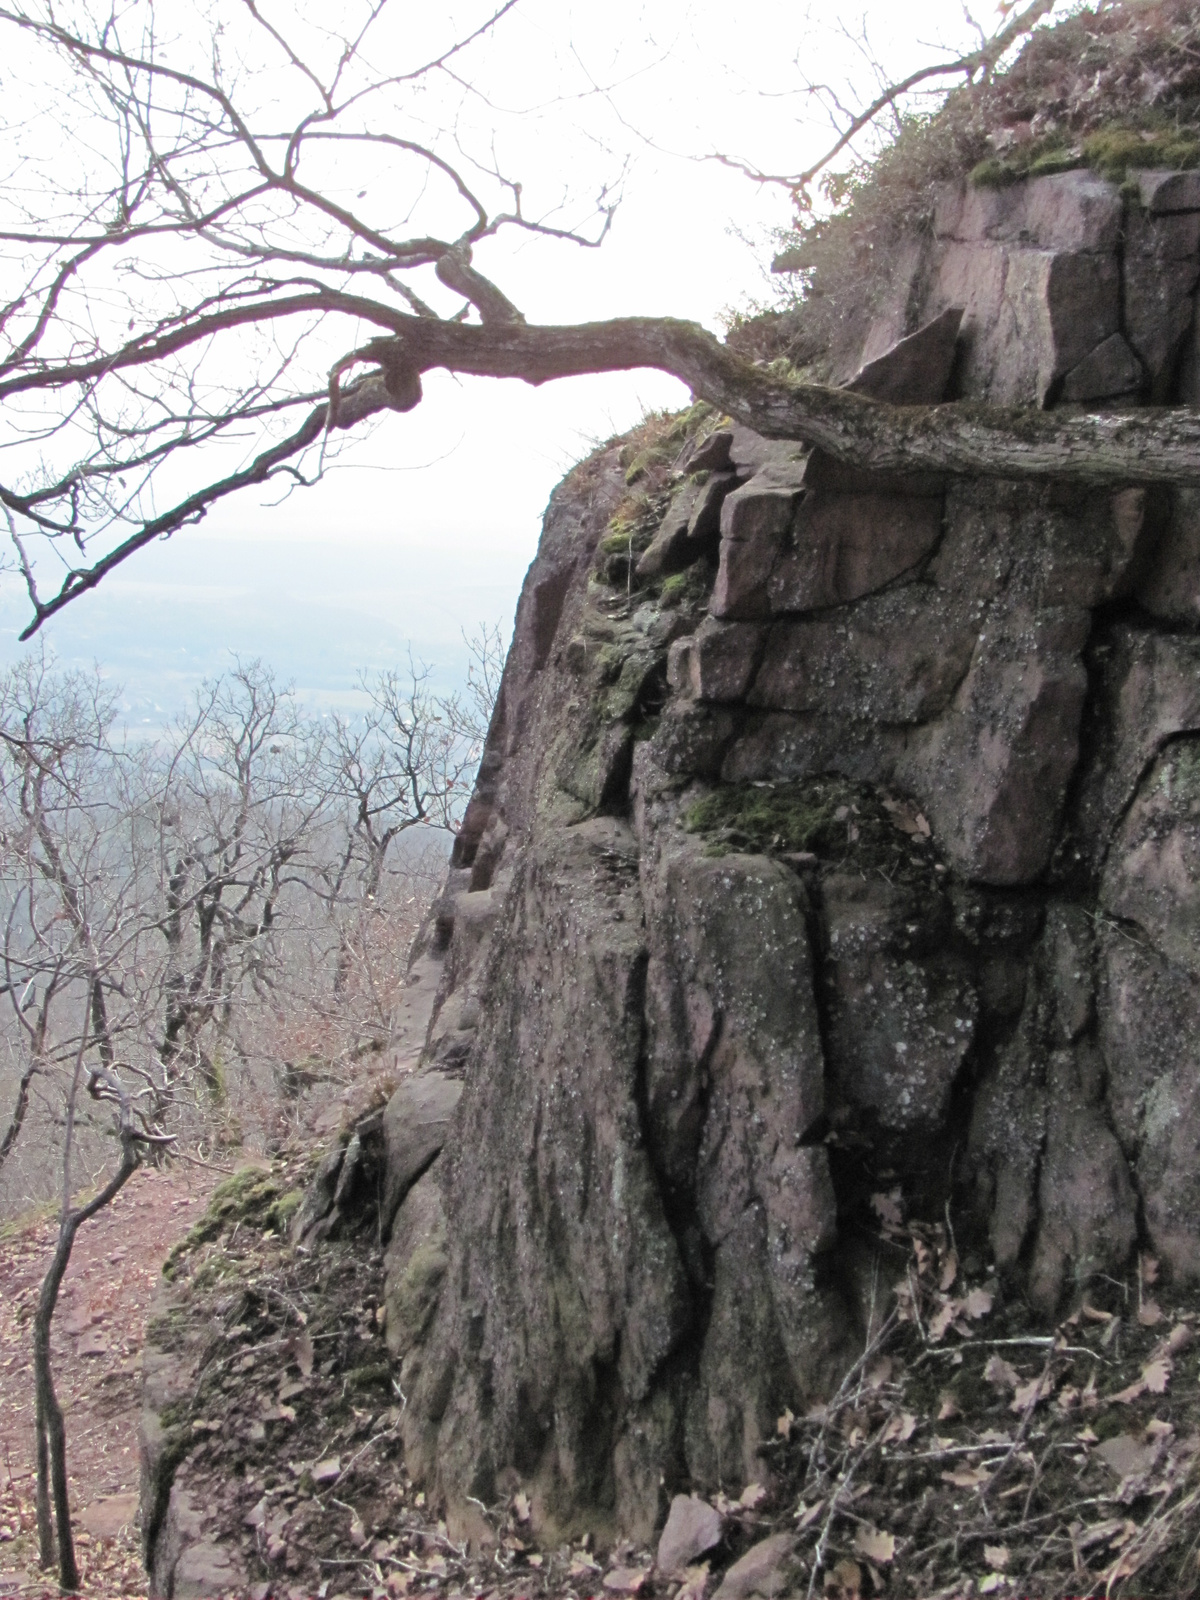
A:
[0,0,1033,721]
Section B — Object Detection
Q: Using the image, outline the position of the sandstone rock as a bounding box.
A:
[1100,932,1200,1281]
[726,426,806,480]
[656,1494,723,1574]
[1137,169,1200,213]
[641,845,843,1483]
[1041,902,1095,1046]
[720,712,904,788]
[901,606,1090,884]
[400,818,692,1540]
[935,170,1124,253]
[384,1168,448,1360]
[932,242,1119,404]
[712,472,805,618]
[967,1001,1048,1274]
[636,481,701,579]
[822,873,977,1145]
[682,429,734,474]
[668,618,766,703]
[1123,207,1200,393]
[1069,627,1200,870]
[712,1532,798,1600]
[150,1481,247,1600]
[172,1539,245,1600]
[1138,488,1200,623]
[750,592,976,724]
[1101,736,1200,977]
[382,1070,463,1236]
[1061,331,1143,401]
[645,702,738,778]
[844,306,963,403]
[1027,1043,1137,1315]
[688,470,736,545]
[765,490,944,612]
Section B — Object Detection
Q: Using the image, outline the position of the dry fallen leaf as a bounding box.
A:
[939,1250,959,1291]
[1137,1298,1164,1327]
[854,1526,895,1564]
[1082,1301,1114,1323]
[984,1355,1020,1391]
[964,1286,995,1320]
[796,1499,825,1529]
[777,1407,795,1437]
[1140,1253,1160,1286]
[984,1545,1011,1571]
[1152,1323,1194,1360]
[676,1563,709,1600]
[979,1574,1007,1594]
[348,1508,367,1549]
[941,1465,991,1489]
[1111,1378,1147,1405]
[513,1490,531,1523]
[1141,1356,1172,1394]
[603,1566,648,1594]
[293,1328,314,1378]
[824,1557,863,1599]
[928,1300,958,1342]
[880,1409,918,1444]
[871,1190,903,1231]
[739,1482,768,1511]
[1011,1375,1048,1414]
[1097,1433,1158,1479]
[937,1391,961,1421]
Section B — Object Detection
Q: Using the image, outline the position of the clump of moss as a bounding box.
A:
[970,119,1200,188]
[684,776,942,881]
[596,489,671,589]
[163,1165,283,1278]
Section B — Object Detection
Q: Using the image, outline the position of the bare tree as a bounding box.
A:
[32,986,171,1592]
[0,0,1197,646]
[0,654,162,1174]
[152,660,331,1094]
[704,0,1063,209]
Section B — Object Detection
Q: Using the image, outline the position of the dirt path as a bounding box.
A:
[0,1162,222,1599]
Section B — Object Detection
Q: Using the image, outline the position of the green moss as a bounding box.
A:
[683,776,942,880]
[267,1189,304,1232]
[1084,122,1200,179]
[971,121,1200,190]
[344,1361,393,1391]
[162,1165,282,1277]
[685,781,853,858]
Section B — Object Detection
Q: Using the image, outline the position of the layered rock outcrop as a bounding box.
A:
[371,165,1200,1541]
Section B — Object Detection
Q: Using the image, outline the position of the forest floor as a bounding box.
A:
[0,1160,223,1599]
[3,1097,1199,1599]
[135,1167,1200,1600]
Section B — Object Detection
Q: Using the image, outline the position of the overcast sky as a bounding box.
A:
[0,0,1033,723]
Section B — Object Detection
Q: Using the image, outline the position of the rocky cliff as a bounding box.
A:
[360,163,1200,1544]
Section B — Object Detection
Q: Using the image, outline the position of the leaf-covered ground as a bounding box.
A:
[143,1162,1200,1600]
[0,1164,220,1600]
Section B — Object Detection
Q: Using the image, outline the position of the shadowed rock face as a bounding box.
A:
[376,166,1200,1540]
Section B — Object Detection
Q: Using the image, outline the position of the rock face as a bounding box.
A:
[367,165,1200,1543]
